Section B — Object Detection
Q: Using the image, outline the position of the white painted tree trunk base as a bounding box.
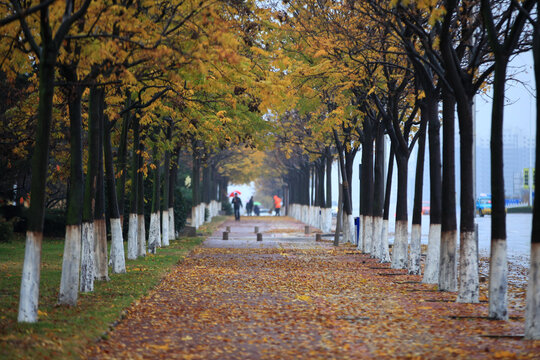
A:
[162,210,169,247]
[109,218,126,274]
[364,216,373,255]
[372,216,383,259]
[343,214,354,244]
[525,242,540,339]
[391,220,408,269]
[137,214,146,257]
[457,231,479,303]
[94,219,109,281]
[18,231,42,322]
[409,224,422,275]
[148,212,160,254]
[127,213,138,260]
[423,224,441,284]
[380,220,391,263]
[59,225,81,305]
[168,207,175,241]
[489,238,508,320]
[80,222,95,293]
[439,230,458,292]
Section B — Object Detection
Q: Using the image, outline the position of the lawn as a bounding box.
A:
[0,217,227,359]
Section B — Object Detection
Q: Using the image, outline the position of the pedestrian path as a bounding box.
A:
[204,216,330,249]
[86,216,540,359]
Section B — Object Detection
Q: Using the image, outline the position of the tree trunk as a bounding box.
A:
[410,114,427,275]
[439,90,458,292]
[127,117,139,260]
[334,183,343,247]
[58,82,84,306]
[192,150,201,206]
[424,94,442,284]
[148,144,161,254]
[525,20,540,339]
[381,143,394,264]
[168,152,178,241]
[116,99,131,221]
[94,89,108,282]
[18,46,57,322]
[392,154,409,270]
[80,86,102,293]
[488,58,509,319]
[326,149,333,208]
[455,98,479,303]
[137,140,146,258]
[104,115,125,274]
[372,122,385,259]
[162,124,171,246]
[361,123,374,253]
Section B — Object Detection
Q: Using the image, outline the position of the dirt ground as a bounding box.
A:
[86,216,540,359]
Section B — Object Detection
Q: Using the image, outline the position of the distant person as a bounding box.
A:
[254,204,260,216]
[273,195,282,216]
[231,193,243,221]
[246,196,254,216]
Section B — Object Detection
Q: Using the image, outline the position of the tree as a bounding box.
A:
[1,0,92,323]
[481,0,535,320]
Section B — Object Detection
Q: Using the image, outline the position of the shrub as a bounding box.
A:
[0,217,14,243]
[221,200,233,215]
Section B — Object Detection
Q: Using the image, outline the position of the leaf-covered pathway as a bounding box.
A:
[87,217,540,359]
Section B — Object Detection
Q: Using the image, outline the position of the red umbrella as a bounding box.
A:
[229,190,241,197]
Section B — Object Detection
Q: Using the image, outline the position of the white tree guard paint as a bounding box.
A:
[200,203,206,225]
[127,213,138,260]
[302,206,309,225]
[525,242,540,339]
[489,238,508,320]
[148,212,160,254]
[457,231,479,303]
[18,231,42,322]
[391,220,408,269]
[109,218,126,274]
[191,206,197,229]
[168,207,175,241]
[322,208,332,233]
[364,216,373,254]
[80,222,95,293]
[439,230,458,291]
[380,219,391,263]
[343,214,354,244]
[93,219,108,281]
[372,216,383,259]
[162,210,169,247]
[137,214,146,257]
[423,224,441,284]
[59,225,81,305]
[408,224,422,275]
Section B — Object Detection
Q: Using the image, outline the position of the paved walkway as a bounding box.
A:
[86,216,540,359]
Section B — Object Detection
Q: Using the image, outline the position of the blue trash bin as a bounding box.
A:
[354,217,360,246]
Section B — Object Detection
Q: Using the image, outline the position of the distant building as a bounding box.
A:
[475,131,535,199]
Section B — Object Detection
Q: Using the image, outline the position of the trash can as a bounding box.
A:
[354,217,360,246]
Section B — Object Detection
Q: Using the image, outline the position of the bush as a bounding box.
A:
[221,200,233,215]
[0,217,14,243]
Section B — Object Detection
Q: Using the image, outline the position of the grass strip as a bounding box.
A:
[0,216,227,359]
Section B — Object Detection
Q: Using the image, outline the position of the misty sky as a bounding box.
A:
[475,51,536,140]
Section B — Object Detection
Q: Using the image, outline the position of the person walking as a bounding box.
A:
[232,193,243,221]
[246,196,254,216]
[273,195,282,216]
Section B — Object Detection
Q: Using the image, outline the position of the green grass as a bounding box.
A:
[0,217,225,359]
